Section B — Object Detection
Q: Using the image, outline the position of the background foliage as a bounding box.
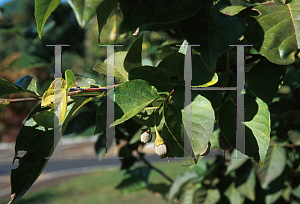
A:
[0,0,300,203]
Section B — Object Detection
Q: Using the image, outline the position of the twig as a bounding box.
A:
[138,152,173,183]
[157,85,178,110]
[0,84,120,104]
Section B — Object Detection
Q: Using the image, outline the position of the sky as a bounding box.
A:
[0,0,68,7]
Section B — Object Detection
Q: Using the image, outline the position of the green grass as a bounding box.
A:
[1,160,192,204]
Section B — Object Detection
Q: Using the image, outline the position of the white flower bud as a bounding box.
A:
[141,130,152,143]
[154,142,170,157]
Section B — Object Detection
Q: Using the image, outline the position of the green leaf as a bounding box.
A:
[93,51,129,82]
[111,79,160,127]
[220,5,247,16]
[244,0,300,65]
[74,76,100,88]
[247,59,287,104]
[226,152,248,175]
[9,97,90,203]
[95,0,117,44]
[292,184,300,199]
[95,97,107,134]
[10,53,48,71]
[288,129,300,146]
[163,102,185,154]
[236,167,256,201]
[129,66,175,92]
[132,106,163,127]
[14,75,39,96]
[224,182,245,204]
[255,146,286,189]
[181,94,215,156]
[178,0,246,71]
[67,0,102,27]
[0,78,38,98]
[160,122,184,158]
[65,69,76,89]
[94,131,107,160]
[32,107,54,128]
[118,0,202,34]
[175,54,218,87]
[168,171,199,202]
[203,188,221,204]
[124,35,143,73]
[35,0,61,39]
[179,183,202,204]
[157,52,184,78]
[219,94,271,166]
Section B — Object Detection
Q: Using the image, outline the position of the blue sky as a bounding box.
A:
[0,0,68,6]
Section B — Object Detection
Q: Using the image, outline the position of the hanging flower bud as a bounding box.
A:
[141,128,152,143]
[200,141,211,157]
[218,135,233,150]
[154,125,170,157]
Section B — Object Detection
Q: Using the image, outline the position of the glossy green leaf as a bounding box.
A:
[35,0,61,39]
[224,182,245,204]
[95,0,117,43]
[247,59,287,104]
[65,69,76,89]
[178,0,246,72]
[118,0,202,34]
[157,52,184,78]
[219,94,270,166]
[67,0,101,27]
[175,54,218,87]
[94,131,107,160]
[0,78,38,98]
[160,124,184,157]
[168,171,199,202]
[129,66,175,92]
[9,96,95,203]
[181,94,215,156]
[93,52,129,82]
[32,107,54,128]
[110,79,160,127]
[244,0,300,65]
[255,146,286,189]
[163,103,185,157]
[132,106,163,127]
[124,35,143,73]
[14,75,39,96]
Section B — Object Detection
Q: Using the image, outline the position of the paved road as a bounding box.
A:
[0,141,223,202]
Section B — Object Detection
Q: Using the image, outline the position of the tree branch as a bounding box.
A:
[0,84,120,104]
[138,152,173,183]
